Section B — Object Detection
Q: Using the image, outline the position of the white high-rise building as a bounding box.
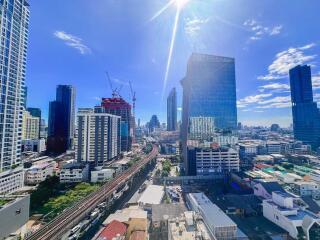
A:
[75,108,121,166]
[188,116,215,140]
[0,0,30,194]
[22,110,40,140]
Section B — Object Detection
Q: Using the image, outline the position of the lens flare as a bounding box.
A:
[175,0,189,9]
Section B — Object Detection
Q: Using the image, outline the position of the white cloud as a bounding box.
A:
[256,96,291,109]
[258,43,317,80]
[237,93,272,108]
[54,31,91,55]
[270,25,283,35]
[185,17,210,37]
[312,73,320,89]
[258,83,290,93]
[243,19,282,41]
[238,93,292,110]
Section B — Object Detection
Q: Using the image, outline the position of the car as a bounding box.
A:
[70,225,81,235]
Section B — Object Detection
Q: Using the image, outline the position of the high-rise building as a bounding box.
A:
[0,0,30,194]
[167,87,177,131]
[22,86,27,109]
[27,107,41,119]
[22,110,40,140]
[48,85,76,153]
[75,108,121,167]
[289,65,320,150]
[39,119,47,139]
[188,116,215,140]
[101,97,132,152]
[181,53,237,174]
[27,107,41,138]
[148,115,160,132]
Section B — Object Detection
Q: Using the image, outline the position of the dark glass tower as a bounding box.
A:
[181,53,237,174]
[48,85,75,153]
[167,87,177,131]
[289,65,320,150]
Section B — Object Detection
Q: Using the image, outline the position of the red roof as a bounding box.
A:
[254,163,272,169]
[98,220,127,240]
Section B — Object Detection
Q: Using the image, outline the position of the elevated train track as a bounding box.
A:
[26,145,159,240]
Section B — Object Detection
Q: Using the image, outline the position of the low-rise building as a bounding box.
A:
[0,195,30,239]
[187,146,239,176]
[253,180,286,199]
[294,181,320,198]
[151,203,187,228]
[168,211,209,240]
[59,162,89,183]
[186,192,238,240]
[263,191,320,239]
[309,170,320,183]
[103,206,148,239]
[91,168,115,183]
[25,162,55,185]
[0,167,24,195]
[138,185,164,209]
[96,220,127,240]
[266,141,281,154]
[21,139,46,153]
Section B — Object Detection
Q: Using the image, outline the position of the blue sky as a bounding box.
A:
[26,0,320,127]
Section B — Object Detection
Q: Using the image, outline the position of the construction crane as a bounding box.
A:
[129,80,136,143]
[128,80,136,117]
[105,71,122,98]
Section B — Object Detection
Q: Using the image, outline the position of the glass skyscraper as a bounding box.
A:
[181,53,237,131]
[167,87,177,131]
[181,53,237,174]
[289,65,320,150]
[0,0,30,172]
[48,85,76,153]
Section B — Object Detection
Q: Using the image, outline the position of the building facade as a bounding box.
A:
[263,191,320,240]
[22,110,40,140]
[181,54,237,174]
[0,0,30,193]
[167,87,177,131]
[48,85,76,153]
[188,116,215,140]
[187,193,238,240]
[27,107,41,138]
[289,65,320,150]
[101,97,131,152]
[0,0,29,170]
[59,162,89,183]
[187,146,239,176]
[21,139,46,153]
[75,108,121,167]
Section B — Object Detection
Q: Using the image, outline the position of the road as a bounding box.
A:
[26,145,159,240]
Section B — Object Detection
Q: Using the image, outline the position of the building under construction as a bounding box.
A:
[101,97,132,152]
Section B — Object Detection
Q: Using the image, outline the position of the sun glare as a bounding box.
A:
[175,0,189,9]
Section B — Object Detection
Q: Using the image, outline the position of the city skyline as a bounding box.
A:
[26,0,320,127]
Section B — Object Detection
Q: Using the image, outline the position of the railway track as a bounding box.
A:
[26,145,159,240]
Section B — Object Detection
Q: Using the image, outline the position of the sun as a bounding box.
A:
[174,0,189,9]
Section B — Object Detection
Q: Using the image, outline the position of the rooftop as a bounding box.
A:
[188,193,237,228]
[97,220,127,240]
[151,203,187,222]
[104,206,147,225]
[138,185,164,205]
